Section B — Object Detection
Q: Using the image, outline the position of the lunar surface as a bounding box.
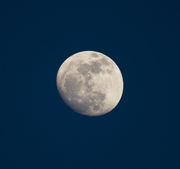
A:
[56,51,124,116]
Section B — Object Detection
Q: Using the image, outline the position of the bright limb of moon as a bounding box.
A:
[56,51,124,116]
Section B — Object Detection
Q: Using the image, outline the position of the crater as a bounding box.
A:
[100,58,111,66]
[90,91,106,103]
[85,73,92,80]
[93,105,100,111]
[90,61,102,74]
[91,53,99,58]
[106,68,113,74]
[64,73,82,97]
[86,83,93,92]
[63,85,106,115]
[84,73,94,92]
[77,63,91,75]
[69,98,90,114]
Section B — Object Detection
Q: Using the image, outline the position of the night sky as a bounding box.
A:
[1,1,178,169]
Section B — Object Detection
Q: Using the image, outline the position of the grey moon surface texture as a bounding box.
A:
[56,51,124,116]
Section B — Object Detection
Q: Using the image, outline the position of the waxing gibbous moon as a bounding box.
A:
[56,51,124,116]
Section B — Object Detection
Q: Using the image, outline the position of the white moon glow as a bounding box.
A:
[56,51,124,116]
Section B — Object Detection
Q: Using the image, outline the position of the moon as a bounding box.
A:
[56,51,124,116]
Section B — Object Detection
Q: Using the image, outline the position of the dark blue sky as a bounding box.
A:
[1,1,178,169]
